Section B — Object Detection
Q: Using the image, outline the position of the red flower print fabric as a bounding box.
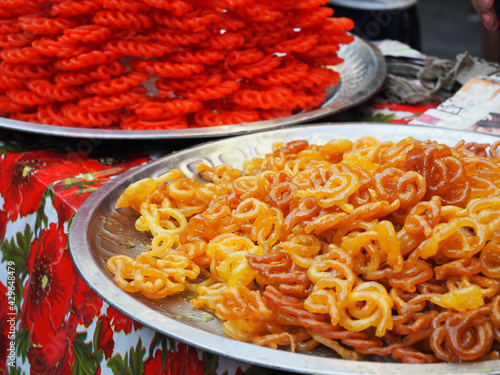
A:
[0,282,11,373]
[20,222,75,346]
[107,305,142,333]
[0,208,7,245]
[144,348,166,375]
[96,315,114,360]
[0,151,49,221]
[165,343,205,375]
[0,148,150,222]
[27,314,77,375]
[72,275,103,328]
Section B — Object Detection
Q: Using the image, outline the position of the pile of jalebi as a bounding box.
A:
[0,0,354,130]
[107,136,500,363]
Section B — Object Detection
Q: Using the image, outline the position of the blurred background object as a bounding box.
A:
[418,0,483,59]
[328,0,490,61]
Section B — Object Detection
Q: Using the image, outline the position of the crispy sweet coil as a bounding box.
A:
[0,0,353,129]
[108,136,500,363]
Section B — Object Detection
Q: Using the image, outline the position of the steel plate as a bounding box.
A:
[69,123,500,375]
[0,37,386,140]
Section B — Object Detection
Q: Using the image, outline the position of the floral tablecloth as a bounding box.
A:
[0,100,438,375]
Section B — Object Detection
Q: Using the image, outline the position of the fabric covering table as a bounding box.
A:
[0,88,440,373]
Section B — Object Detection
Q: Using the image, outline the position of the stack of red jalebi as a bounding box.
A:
[0,0,354,130]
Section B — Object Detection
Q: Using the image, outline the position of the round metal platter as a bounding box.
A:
[69,123,500,375]
[0,37,386,140]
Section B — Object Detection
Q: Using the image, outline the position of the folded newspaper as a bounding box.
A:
[410,76,500,135]
[373,39,500,135]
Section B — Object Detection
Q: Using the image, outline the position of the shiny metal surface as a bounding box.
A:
[69,123,500,375]
[1,37,386,140]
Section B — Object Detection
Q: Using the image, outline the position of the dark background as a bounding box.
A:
[418,0,483,59]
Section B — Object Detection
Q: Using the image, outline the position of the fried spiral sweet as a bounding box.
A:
[108,135,500,363]
[0,0,354,128]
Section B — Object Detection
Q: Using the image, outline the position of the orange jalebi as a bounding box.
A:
[108,136,500,363]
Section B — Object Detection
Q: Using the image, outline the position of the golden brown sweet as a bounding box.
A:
[107,136,500,363]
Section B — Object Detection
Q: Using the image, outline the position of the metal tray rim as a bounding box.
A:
[69,123,500,375]
[0,37,386,140]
